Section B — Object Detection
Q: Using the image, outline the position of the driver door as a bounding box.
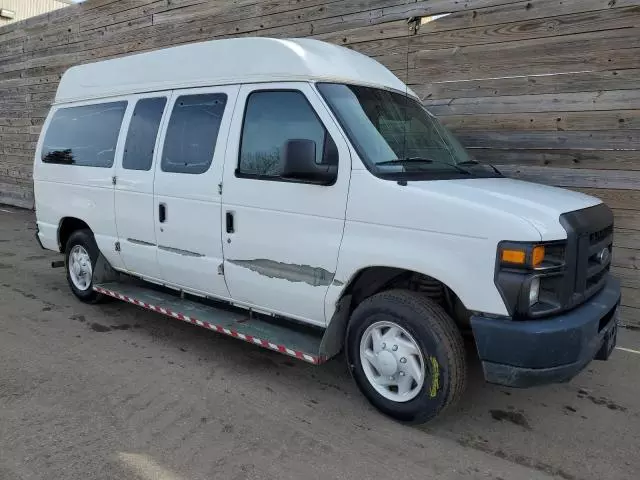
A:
[220,83,351,326]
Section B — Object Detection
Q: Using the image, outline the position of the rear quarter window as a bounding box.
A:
[41,101,127,167]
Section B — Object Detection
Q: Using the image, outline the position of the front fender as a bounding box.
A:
[324,220,510,322]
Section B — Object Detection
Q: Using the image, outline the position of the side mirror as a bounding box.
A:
[281,139,337,185]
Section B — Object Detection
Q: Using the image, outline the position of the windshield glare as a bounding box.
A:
[316,83,477,176]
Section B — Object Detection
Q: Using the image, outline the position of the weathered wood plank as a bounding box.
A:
[79,0,166,32]
[12,0,536,62]
[613,210,640,233]
[22,0,401,60]
[472,150,640,172]
[412,1,639,42]
[0,83,58,97]
[458,130,640,150]
[425,90,640,115]
[0,148,34,157]
[312,19,407,45]
[612,247,639,270]
[613,267,640,290]
[413,69,640,101]
[151,0,291,25]
[0,74,62,90]
[612,229,640,251]
[574,188,640,210]
[0,125,41,135]
[477,137,640,166]
[145,0,528,52]
[0,133,39,143]
[74,0,161,28]
[402,28,640,83]
[497,165,640,190]
[411,0,638,38]
[621,287,640,309]
[0,118,34,127]
[442,110,640,132]
[351,3,640,58]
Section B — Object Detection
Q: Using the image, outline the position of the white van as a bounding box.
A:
[33,38,620,423]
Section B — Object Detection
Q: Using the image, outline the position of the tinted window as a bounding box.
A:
[238,91,337,177]
[123,97,167,171]
[161,93,227,174]
[42,101,127,167]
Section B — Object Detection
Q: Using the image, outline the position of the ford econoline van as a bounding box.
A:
[33,38,620,423]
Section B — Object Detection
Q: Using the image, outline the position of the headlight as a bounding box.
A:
[495,241,566,318]
[529,277,540,306]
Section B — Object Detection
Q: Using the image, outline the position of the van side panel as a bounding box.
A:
[33,99,130,272]
[34,179,122,268]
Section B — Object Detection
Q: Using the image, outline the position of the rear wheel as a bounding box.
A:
[346,289,466,424]
[65,229,104,303]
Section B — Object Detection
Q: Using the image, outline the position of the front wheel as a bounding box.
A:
[65,229,104,304]
[346,290,467,424]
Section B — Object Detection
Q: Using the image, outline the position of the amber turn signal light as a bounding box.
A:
[501,249,526,265]
[532,245,545,267]
[501,245,545,267]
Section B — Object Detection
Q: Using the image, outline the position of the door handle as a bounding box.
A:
[159,203,167,223]
[226,211,234,233]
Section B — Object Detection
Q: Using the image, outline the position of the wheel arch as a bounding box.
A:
[319,265,468,360]
[338,265,465,313]
[57,217,92,252]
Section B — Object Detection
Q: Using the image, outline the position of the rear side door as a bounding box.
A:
[153,86,239,298]
[114,93,170,281]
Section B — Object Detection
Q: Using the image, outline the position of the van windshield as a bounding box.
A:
[316,83,500,180]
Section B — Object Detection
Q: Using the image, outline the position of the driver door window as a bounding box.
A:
[237,90,337,179]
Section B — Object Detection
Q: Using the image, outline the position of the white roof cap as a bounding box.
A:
[55,37,415,104]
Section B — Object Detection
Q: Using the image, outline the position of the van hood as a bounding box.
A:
[409,177,601,240]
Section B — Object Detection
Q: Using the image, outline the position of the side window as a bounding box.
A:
[41,101,127,167]
[122,97,167,171]
[238,90,337,178]
[161,93,227,174]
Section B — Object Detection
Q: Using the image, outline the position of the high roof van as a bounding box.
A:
[33,38,620,423]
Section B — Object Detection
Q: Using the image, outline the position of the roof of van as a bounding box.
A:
[55,38,415,104]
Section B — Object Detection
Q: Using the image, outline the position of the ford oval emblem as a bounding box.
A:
[597,247,610,265]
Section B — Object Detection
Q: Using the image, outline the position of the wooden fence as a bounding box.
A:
[0,0,638,325]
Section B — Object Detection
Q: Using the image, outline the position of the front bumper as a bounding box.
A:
[471,276,621,388]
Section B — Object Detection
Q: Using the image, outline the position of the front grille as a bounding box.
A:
[582,224,613,297]
[590,225,613,245]
[559,203,615,312]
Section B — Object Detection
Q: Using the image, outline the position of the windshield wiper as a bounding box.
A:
[457,160,503,176]
[376,157,471,174]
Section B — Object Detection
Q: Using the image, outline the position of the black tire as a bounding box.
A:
[64,229,104,304]
[346,289,467,424]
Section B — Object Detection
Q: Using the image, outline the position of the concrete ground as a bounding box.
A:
[0,206,638,480]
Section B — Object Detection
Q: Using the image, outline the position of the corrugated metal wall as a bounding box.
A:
[0,0,69,25]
